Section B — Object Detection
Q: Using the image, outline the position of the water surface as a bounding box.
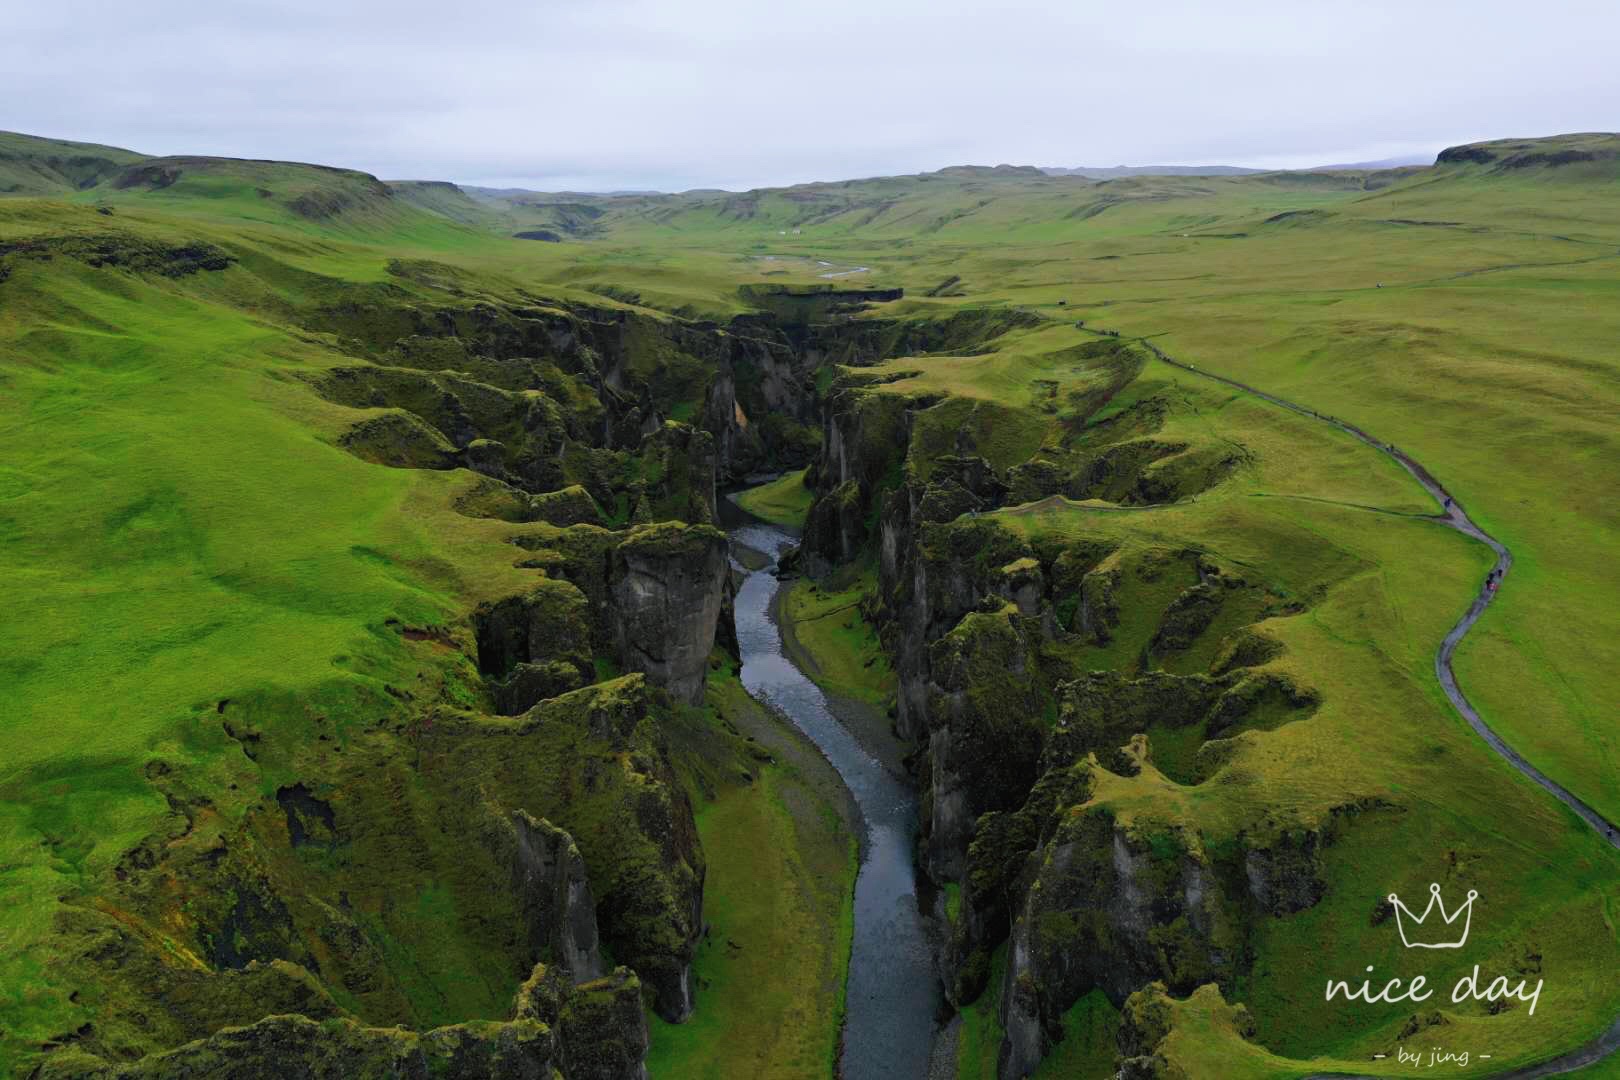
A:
[727,518,941,1080]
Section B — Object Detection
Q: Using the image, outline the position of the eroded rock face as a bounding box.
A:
[502,811,604,982]
[488,521,732,710]
[558,970,653,1080]
[472,679,706,1022]
[923,608,1045,882]
[630,422,719,525]
[998,802,1225,1079]
[610,523,729,705]
[40,960,656,1080]
[32,1012,561,1080]
[472,580,595,715]
[52,675,703,1074]
[802,381,922,564]
[887,515,1041,741]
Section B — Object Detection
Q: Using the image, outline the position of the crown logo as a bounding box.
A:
[1388,883,1478,949]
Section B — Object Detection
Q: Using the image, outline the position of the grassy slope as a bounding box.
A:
[779,571,895,713]
[0,131,146,195]
[0,197,564,1069]
[528,148,1620,824]
[979,360,1620,1072]
[732,467,814,530]
[0,153,872,1072]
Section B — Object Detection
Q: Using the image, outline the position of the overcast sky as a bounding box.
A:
[4,0,1617,192]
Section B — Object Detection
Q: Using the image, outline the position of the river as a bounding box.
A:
[725,514,942,1079]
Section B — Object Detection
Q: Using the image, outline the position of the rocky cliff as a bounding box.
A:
[787,334,1349,1077]
[35,961,650,1080]
[34,673,699,1076]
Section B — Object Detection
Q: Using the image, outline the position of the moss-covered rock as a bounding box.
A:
[998,804,1227,1078]
[472,581,594,714]
[923,609,1045,881]
[498,812,603,983]
[610,523,729,705]
[338,410,459,470]
[38,958,654,1080]
[31,1013,560,1080]
[452,679,705,1020]
[801,384,918,561]
[528,485,605,527]
[557,970,650,1080]
[632,422,718,525]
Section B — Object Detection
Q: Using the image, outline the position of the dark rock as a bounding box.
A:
[501,811,603,982]
[610,523,729,705]
[472,582,595,714]
[32,1012,560,1080]
[337,411,459,470]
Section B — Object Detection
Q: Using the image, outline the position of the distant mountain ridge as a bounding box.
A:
[1041,164,1263,178]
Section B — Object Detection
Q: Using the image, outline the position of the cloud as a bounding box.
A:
[3,0,1616,190]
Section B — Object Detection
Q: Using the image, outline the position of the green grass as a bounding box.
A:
[5,128,1620,1077]
[733,468,814,530]
[646,680,856,1078]
[780,572,894,711]
[490,151,1620,1073]
[0,200,577,1071]
[1035,991,1119,1079]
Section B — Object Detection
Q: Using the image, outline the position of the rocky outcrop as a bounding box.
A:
[473,580,595,714]
[38,960,653,1080]
[501,812,603,982]
[627,421,718,525]
[923,608,1045,882]
[56,673,704,1075]
[610,523,729,705]
[514,963,651,1080]
[501,522,730,708]
[802,378,926,564]
[884,516,1043,741]
[32,1013,560,1080]
[465,678,706,1021]
[545,968,652,1080]
[339,410,461,470]
[304,288,829,485]
[317,365,571,490]
[998,796,1227,1079]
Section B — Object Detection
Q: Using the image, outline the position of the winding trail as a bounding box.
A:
[1115,334,1620,1077]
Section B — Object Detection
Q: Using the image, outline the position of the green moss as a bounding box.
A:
[1035,990,1120,1079]
[956,944,1009,1080]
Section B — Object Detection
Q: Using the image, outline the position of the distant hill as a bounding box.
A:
[931,164,1048,179]
[462,185,666,200]
[386,179,501,226]
[1307,154,1431,171]
[0,130,146,195]
[1435,132,1620,174]
[1042,164,1262,179]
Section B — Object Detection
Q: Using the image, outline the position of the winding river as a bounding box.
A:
[725,513,942,1080]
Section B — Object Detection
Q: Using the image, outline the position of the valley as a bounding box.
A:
[2,129,1619,1080]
